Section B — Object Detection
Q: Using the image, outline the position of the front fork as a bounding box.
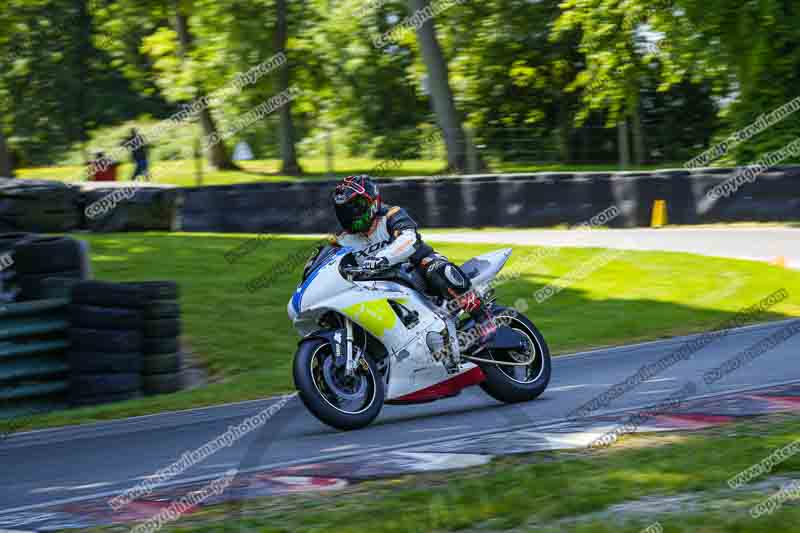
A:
[344,317,356,376]
[330,319,359,377]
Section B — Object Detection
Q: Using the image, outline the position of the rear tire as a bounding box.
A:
[293,338,384,431]
[478,307,551,403]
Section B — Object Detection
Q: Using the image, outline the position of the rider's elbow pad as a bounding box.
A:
[377,230,417,264]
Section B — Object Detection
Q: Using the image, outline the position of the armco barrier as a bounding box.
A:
[0,298,70,419]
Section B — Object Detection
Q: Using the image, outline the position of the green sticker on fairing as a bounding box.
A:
[342,300,398,338]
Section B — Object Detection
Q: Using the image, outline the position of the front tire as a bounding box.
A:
[478,307,551,403]
[293,338,384,431]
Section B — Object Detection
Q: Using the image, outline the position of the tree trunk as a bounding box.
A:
[631,98,646,165]
[173,3,238,170]
[617,118,630,169]
[77,0,91,163]
[0,128,13,178]
[274,0,302,175]
[409,0,482,173]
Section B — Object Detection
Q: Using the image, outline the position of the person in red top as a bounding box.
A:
[87,152,119,182]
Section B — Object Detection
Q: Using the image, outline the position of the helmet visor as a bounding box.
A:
[334,196,372,232]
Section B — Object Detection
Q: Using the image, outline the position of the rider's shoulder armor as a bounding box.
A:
[384,205,418,235]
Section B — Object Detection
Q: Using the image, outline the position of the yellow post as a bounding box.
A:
[651,199,668,228]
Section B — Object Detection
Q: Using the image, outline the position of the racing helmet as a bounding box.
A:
[332,175,380,233]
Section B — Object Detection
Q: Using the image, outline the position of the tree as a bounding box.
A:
[0,128,12,177]
[553,0,652,166]
[298,0,431,161]
[446,0,586,164]
[274,0,302,175]
[556,0,800,166]
[408,0,478,172]
[173,0,237,170]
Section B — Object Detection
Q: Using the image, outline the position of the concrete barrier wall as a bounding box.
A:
[2,166,799,233]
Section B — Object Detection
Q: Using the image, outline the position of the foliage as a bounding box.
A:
[2,0,798,169]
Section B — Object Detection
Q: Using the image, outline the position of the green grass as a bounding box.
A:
[16,158,449,186]
[101,414,800,532]
[16,159,686,187]
[10,233,800,431]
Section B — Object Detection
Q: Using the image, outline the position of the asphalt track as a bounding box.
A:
[428,227,800,269]
[0,318,798,515]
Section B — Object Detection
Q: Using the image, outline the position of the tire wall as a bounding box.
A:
[0,179,80,233]
[177,167,799,232]
[3,166,799,234]
[82,187,182,232]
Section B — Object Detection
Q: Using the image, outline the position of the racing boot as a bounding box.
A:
[453,291,497,355]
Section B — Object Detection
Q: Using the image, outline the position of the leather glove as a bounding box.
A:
[362,256,390,270]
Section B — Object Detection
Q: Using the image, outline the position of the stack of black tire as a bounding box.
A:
[136,282,182,396]
[68,282,145,406]
[13,236,89,301]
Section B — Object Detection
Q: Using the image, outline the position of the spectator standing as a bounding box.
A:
[122,128,151,181]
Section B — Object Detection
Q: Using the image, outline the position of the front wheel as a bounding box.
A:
[478,307,551,403]
[293,338,384,430]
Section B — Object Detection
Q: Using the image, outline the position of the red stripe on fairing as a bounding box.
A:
[387,367,486,404]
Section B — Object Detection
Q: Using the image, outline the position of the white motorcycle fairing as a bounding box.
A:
[288,247,512,402]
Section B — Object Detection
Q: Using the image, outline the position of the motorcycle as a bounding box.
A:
[287,245,551,430]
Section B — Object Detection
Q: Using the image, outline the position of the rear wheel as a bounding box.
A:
[478,307,551,403]
[293,338,384,431]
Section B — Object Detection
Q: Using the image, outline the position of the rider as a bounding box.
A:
[315,174,496,352]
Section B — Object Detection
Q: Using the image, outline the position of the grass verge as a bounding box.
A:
[9,233,800,431]
[17,160,682,187]
[17,158,446,186]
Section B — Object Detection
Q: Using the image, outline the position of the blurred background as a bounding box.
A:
[2,0,798,185]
